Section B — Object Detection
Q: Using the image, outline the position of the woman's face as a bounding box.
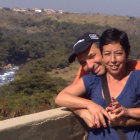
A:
[102,43,127,76]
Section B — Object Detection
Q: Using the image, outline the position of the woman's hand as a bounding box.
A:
[106,97,140,127]
[87,100,111,128]
[107,97,129,118]
[109,116,127,127]
[71,108,95,128]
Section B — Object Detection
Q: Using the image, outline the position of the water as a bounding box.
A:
[0,66,19,87]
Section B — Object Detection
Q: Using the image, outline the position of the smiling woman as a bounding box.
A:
[55,28,140,140]
[102,43,127,77]
[98,28,140,139]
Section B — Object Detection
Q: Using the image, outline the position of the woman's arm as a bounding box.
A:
[106,97,140,119]
[126,108,140,119]
[107,97,140,127]
[109,116,140,127]
[71,108,94,128]
[55,78,92,109]
[72,108,140,128]
[55,78,111,128]
[124,117,140,126]
[108,98,140,119]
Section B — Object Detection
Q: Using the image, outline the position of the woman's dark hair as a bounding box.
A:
[100,28,130,58]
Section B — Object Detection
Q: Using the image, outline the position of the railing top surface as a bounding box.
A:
[0,107,71,131]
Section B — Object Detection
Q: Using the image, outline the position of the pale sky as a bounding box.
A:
[0,0,140,17]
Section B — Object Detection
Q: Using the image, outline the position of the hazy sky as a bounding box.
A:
[0,0,140,17]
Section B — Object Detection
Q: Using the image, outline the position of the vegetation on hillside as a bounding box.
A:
[0,8,139,119]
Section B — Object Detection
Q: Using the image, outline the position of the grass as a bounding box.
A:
[47,61,80,84]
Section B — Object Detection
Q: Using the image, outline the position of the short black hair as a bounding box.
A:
[100,28,130,58]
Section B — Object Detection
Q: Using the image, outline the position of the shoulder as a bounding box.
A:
[82,74,101,92]
[82,74,97,82]
[130,70,140,83]
[130,70,140,94]
[131,70,140,76]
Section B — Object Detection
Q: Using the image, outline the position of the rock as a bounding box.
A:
[3,64,13,69]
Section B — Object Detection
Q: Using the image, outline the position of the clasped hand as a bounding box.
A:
[106,97,129,126]
[82,97,128,128]
[86,100,111,128]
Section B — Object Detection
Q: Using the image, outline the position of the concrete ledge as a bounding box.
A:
[0,107,88,140]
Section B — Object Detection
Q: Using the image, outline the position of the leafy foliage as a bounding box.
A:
[0,9,139,119]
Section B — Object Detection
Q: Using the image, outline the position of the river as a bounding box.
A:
[0,66,19,87]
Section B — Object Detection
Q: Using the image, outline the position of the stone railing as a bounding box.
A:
[0,107,88,140]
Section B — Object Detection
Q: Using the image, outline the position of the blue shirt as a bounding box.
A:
[83,70,140,140]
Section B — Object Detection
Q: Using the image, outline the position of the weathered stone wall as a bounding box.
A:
[0,107,88,140]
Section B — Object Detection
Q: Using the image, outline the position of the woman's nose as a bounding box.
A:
[111,54,117,63]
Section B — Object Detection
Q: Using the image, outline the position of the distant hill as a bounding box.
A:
[49,13,140,59]
[0,8,139,120]
[0,8,139,60]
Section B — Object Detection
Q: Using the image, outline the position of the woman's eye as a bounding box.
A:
[116,52,123,55]
[104,53,110,56]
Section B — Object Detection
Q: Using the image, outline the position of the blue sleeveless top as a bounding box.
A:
[83,70,140,140]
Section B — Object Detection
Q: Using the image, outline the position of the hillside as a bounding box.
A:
[0,9,140,59]
[49,13,140,58]
[0,8,139,119]
[48,61,80,84]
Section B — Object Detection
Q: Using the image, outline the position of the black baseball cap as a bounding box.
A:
[68,32,100,63]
